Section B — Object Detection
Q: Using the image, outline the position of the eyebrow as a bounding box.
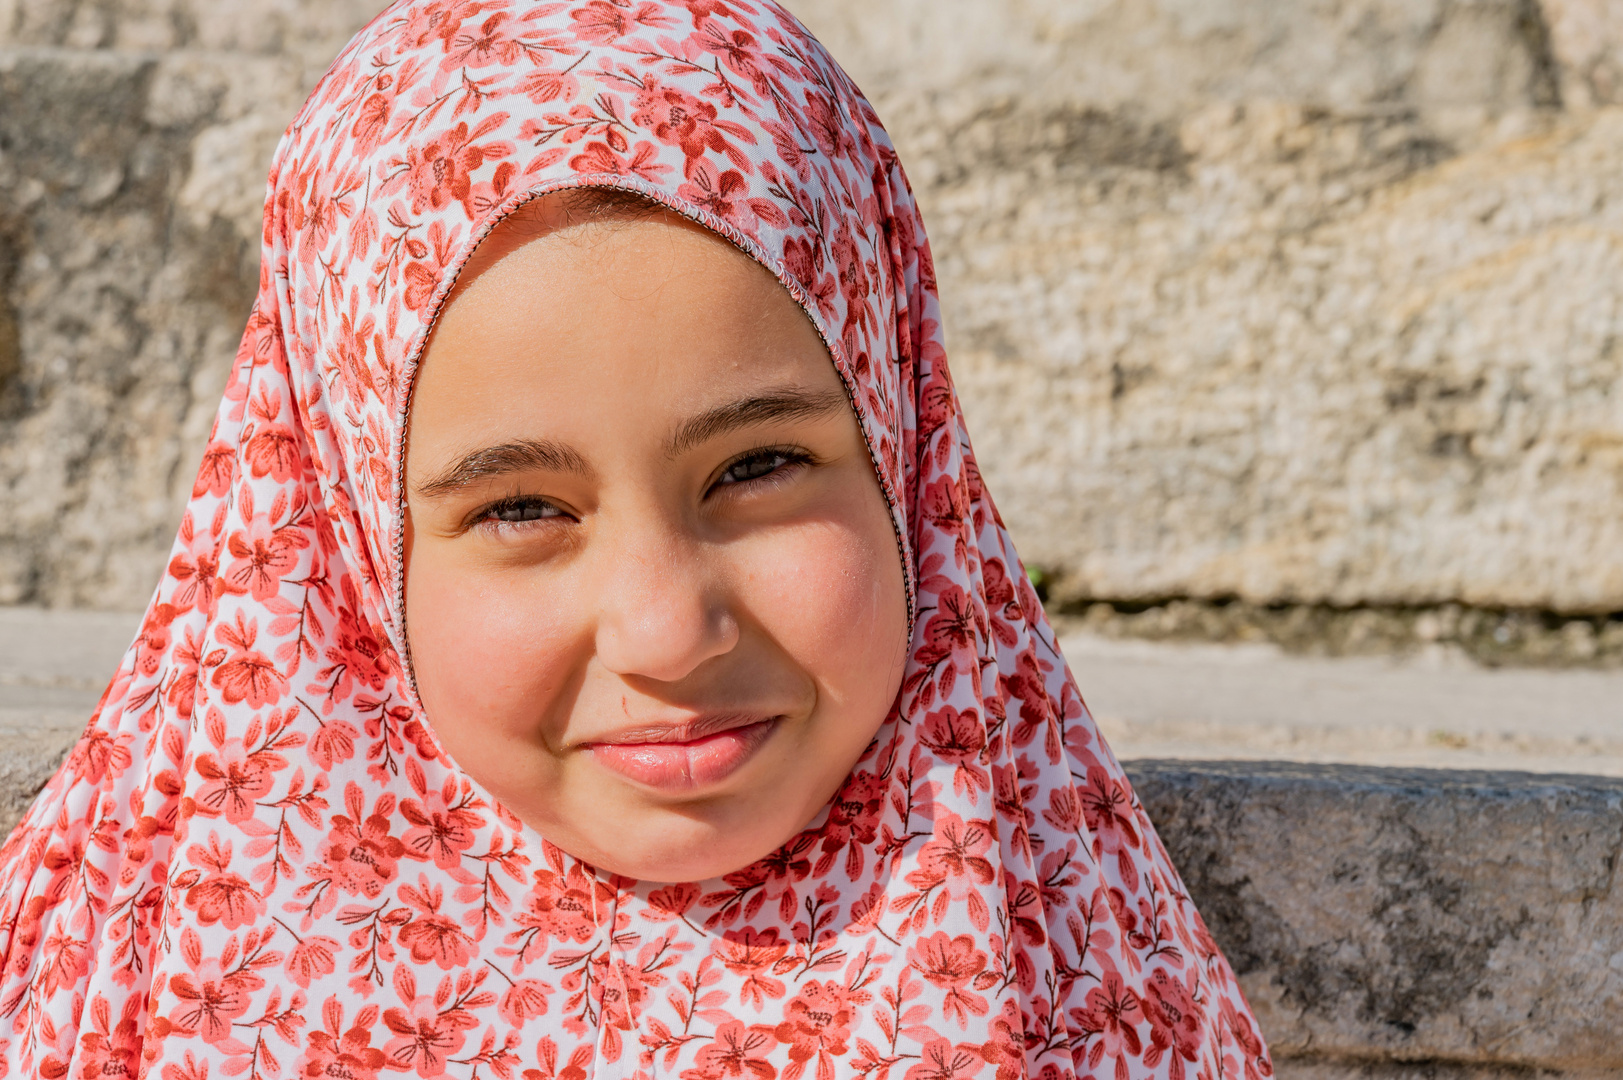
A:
[414,439,591,499]
[413,385,851,499]
[664,386,850,458]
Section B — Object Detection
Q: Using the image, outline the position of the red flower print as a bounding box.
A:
[683,1020,779,1080]
[300,999,386,1080]
[318,783,406,897]
[921,475,968,537]
[398,878,477,969]
[568,0,672,45]
[903,1037,983,1080]
[221,514,309,601]
[66,727,131,786]
[168,526,221,617]
[979,998,1026,1080]
[284,933,341,989]
[780,235,837,322]
[677,158,748,221]
[820,770,886,877]
[444,10,532,67]
[245,423,300,482]
[831,221,874,329]
[917,585,979,666]
[398,910,477,969]
[135,602,176,676]
[914,812,996,901]
[632,76,752,164]
[329,307,380,403]
[498,976,554,1026]
[916,382,955,454]
[569,138,670,181]
[1081,764,1144,888]
[907,933,989,1027]
[211,614,288,708]
[980,557,1025,623]
[183,834,267,929]
[192,439,234,497]
[918,706,990,796]
[318,591,393,705]
[773,979,853,1070]
[713,928,788,1009]
[799,89,855,161]
[517,60,582,104]
[168,932,265,1046]
[184,870,266,929]
[166,624,205,719]
[38,931,91,997]
[695,21,768,95]
[382,995,472,1078]
[509,860,612,962]
[1143,966,1206,1080]
[1075,968,1145,1078]
[405,117,515,218]
[403,259,439,311]
[1043,784,1084,834]
[193,739,278,824]
[401,778,479,869]
[353,91,392,152]
[1081,766,1141,851]
[76,995,143,1080]
[171,957,266,1046]
[1222,996,1274,1080]
[395,0,487,52]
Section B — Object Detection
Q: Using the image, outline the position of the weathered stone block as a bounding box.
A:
[1128,761,1623,1072]
[0,47,307,607]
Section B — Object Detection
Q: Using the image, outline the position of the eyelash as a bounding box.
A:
[469,447,814,533]
[711,446,814,492]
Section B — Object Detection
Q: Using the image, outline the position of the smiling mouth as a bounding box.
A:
[585,715,781,792]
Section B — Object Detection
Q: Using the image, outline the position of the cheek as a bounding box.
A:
[406,553,579,729]
[740,515,909,715]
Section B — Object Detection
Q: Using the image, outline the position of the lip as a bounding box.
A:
[585,713,781,792]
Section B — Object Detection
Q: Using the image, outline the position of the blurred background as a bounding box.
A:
[0,0,1620,773]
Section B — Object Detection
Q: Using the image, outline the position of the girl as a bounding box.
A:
[0,2,1273,1078]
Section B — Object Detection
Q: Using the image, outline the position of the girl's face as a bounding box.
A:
[403,197,909,882]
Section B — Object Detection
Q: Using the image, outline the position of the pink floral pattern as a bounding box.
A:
[0,2,1271,1077]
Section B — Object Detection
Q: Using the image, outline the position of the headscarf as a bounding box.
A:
[0,3,1272,1077]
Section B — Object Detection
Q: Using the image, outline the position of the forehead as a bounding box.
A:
[407,208,844,455]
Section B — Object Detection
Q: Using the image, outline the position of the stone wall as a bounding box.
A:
[1132,761,1623,1079]
[1,1,1621,614]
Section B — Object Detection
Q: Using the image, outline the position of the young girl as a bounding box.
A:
[0,2,1273,1078]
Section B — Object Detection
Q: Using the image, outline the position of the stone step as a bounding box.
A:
[1061,631,1623,775]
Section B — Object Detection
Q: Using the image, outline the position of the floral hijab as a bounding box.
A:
[0,2,1271,1078]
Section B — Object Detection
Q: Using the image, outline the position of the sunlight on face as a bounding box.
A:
[402,194,910,882]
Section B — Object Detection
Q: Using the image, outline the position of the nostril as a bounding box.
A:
[594,590,738,682]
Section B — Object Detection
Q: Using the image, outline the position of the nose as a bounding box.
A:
[592,529,739,684]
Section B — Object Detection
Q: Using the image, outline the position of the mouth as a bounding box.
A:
[584,714,782,793]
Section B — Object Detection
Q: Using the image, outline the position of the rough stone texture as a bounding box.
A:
[0,49,293,605]
[1128,760,1623,1075]
[792,0,1623,614]
[3,0,1623,613]
[0,0,382,80]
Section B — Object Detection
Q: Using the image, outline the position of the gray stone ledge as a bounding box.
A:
[1126,760,1623,1074]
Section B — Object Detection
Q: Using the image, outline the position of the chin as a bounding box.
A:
[582,816,792,884]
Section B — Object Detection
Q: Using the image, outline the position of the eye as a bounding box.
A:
[714,449,808,488]
[480,496,567,528]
